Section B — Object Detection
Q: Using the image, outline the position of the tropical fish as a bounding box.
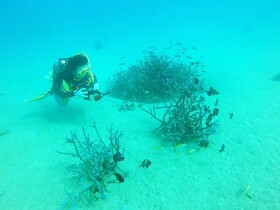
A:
[139,159,152,168]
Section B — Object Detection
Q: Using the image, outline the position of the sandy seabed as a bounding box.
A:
[0,36,280,210]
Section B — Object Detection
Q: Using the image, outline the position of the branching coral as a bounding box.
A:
[139,56,219,146]
[58,120,125,208]
[142,85,218,146]
[107,49,196,102]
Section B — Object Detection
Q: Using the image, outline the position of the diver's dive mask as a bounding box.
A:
[73,64,91,80]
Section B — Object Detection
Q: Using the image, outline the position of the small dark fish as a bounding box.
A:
[206,114,213,126]
[174,42,183,46]
[214,99,219,106]
[113,151,125,162]
[137,103,143,108]
[194,78,199,85]
[199,140,209,148]
[190,46,198,50]
[114,173,125,183]
[190,61,199,66]
[120,56,125,59]
[139,159,152,168]
[174,54,181,58]
[164,46,172,50]
[146,51,155,55]
[230,112,234,119]
[207,87,219,96]
[120,63,126,66]
[212,108,219,116]
[204,106,210,113]
[199,96,205,102]
[219,144,225,152]
[186,55,192,59]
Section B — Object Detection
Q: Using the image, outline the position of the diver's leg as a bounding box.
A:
[53,94,70,106]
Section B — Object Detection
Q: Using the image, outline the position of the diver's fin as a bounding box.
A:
[25,91,52,102]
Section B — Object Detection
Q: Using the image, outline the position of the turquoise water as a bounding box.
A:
[0,0,280,209]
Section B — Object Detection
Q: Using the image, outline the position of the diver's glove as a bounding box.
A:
[86,89,110,101]
[73,88,89,99]
[86,89,103,101]
[74,88,110,101]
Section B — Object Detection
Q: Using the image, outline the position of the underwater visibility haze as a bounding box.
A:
[0,0,280,209]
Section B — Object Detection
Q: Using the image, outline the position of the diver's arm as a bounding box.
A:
[88,73,99,91]
[51,59,74,98]
[51,84,74,98]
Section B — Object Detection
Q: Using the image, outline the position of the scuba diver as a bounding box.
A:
[51,51,102,106]
[26,52,107,106]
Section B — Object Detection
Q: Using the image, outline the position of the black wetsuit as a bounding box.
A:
[51,57,97,98]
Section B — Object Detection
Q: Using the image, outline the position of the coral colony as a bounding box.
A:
[60,44,220,207]
[58,120,125,207]
[108,45,219,147]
